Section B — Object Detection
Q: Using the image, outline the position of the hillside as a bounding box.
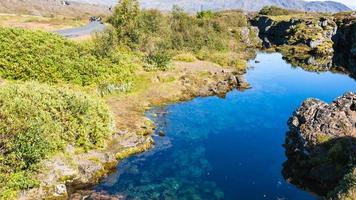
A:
[0,0,109,17]
[73,0,352,12]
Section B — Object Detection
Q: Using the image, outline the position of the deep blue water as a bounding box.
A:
[96,52,356,200]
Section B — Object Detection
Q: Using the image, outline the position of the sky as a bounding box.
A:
[305,0,356,8]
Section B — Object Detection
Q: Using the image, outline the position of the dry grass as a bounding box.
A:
[0,13,86,31]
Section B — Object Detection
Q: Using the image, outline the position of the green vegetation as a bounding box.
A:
[0,27,136,87]
[259,6,290,16]
[107,1,259,70]
[0,82,114,199]
[0,0,261,198]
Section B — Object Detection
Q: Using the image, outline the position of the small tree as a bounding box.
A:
[108,0,141,49]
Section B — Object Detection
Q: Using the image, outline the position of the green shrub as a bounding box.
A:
[197,10,215,19]
[0,27,136,87]
[144,49,172,71]
[108,2,252,59]
[108,0,141,49]
[259,6,290,16]
[0,82,114,198]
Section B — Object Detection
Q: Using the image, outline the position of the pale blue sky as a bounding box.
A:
[305,0,356,8]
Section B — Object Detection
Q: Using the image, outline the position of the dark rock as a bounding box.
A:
[158,131,165,137]
[283,92,356,197]
[332,16,356,79]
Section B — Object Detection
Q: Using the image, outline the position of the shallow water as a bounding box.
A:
[96,52,356,200]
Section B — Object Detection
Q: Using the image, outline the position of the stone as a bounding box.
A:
[158,131,166,137]
[54,184,67,196]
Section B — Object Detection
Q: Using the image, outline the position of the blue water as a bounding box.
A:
[96,52,356,200]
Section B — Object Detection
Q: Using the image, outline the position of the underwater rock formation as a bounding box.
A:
[283,92,356,199]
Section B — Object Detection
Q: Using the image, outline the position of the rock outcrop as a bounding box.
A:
[251,15,337,56]
[283,92,356,199]
[252,13,356,78]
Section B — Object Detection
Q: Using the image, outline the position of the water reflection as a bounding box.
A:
[95,52,355,200]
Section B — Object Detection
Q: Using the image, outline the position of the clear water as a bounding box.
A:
[96,52,356,200]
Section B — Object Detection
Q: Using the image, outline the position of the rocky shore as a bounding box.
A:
[251,12,356,77]
[283,92,356,199]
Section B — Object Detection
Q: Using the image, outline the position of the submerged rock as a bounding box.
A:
[283,92,356,199]
[70,190,124,200]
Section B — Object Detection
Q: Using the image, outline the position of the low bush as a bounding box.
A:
[0,82,114,199]
[144,49,172,71]
[0,27,136,87]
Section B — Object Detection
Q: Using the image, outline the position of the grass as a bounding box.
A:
[173,52,197,62]
[196,50,248,70]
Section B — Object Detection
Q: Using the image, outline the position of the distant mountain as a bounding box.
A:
[303,1,352,12]
[73,0,352,13]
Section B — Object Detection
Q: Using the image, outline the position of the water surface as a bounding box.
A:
[96,52,356,200]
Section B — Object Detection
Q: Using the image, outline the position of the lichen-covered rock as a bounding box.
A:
[288,92,355,147]
[283,92,356,199]
[251,15,337,54]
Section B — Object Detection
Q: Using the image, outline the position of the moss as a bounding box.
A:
[316,134,332,144]
[58,175,76,183]
[116,139,154,160]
